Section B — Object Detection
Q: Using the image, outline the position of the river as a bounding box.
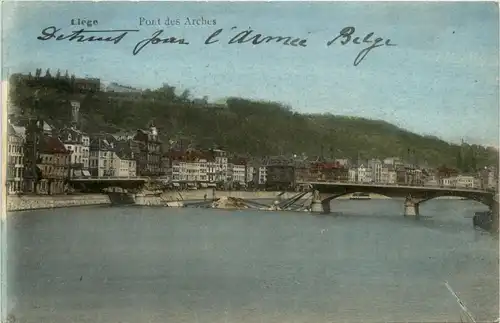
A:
[6,199,499,323]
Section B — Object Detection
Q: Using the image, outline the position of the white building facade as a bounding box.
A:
[89,137,115,177]
[112,152,136,177]
[231,164,246,185]
[59,127,91,177]
[357,165,372,183]
[368,159,382,183]
[7,123,24,194]
[456,175,476,189]
[255,166,267,185]
[348,168,357,182]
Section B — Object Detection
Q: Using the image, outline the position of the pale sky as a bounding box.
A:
[2,1,499,147]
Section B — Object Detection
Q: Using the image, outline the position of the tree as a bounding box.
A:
[179,89,191,102]
[156,83,176,101]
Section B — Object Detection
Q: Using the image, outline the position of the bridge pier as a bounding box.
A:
[491,196,499,233]
[310,199,324,213]
[310,190,330,214]
[404,196,420,219]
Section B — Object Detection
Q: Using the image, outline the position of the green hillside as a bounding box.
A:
[8,73,498,169]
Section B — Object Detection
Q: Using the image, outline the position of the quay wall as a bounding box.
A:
[7,194,112,212]
[6,191,298,211]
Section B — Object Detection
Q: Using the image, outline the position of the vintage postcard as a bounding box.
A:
[1,1,499,323]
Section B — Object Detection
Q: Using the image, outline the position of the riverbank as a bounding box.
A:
[6,191,424,212]
[7,190,297,211]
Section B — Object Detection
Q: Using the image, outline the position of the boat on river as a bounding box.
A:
[350,192,371,200]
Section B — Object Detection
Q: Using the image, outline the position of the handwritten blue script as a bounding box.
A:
[36,26,397,67]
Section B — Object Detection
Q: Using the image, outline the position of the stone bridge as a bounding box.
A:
[301,181,497,220]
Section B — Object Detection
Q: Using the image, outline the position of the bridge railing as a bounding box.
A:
[297,181,492,192]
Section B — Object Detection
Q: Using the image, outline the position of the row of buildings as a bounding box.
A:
[6,101,499,195]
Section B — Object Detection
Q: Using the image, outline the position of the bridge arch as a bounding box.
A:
[317,190,495,213]
[417,191,493,208]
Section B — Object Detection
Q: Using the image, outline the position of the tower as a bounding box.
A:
[150,124,158,136]
[70,100,80,128]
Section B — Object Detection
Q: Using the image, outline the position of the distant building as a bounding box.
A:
[164,149,214,188]
[380,165,396,184]
[388,169,397,184]
[89,136,115,177]
[266,163,295,190]
[456,175,476,189]
[112,141,137,177]
[357,164,372,183]
[436,166,459,181]
[395,165,408,185]
[348,167,357,182]
[231,164,246,186]
[112,132,135,141]
[160,152,172,182]
[228,157,248,187]
[163,150,187,187]
[253,165,267,186]
[7,122,24,194]
[22,118,45,193]
[36,135,71,194]
[16,70,100,94]
[102,82,142,93]
[309,161,348,182]
[245,164,255,185]
[479,167,498,190]
[134,125,162,177]
[335,158,350,167]
[294,162,312,183]
[213,149,228,183]
[59,126,91,178]
[441,177,457,188]
[383,157,401,166]
[405,167,424,186]
[424,176,440,187]
[206,159,218,184]
[73,77,101,93]
[41,120,54,136]
[367,159,382,183]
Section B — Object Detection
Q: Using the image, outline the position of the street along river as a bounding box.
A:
[6,198,499,323]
